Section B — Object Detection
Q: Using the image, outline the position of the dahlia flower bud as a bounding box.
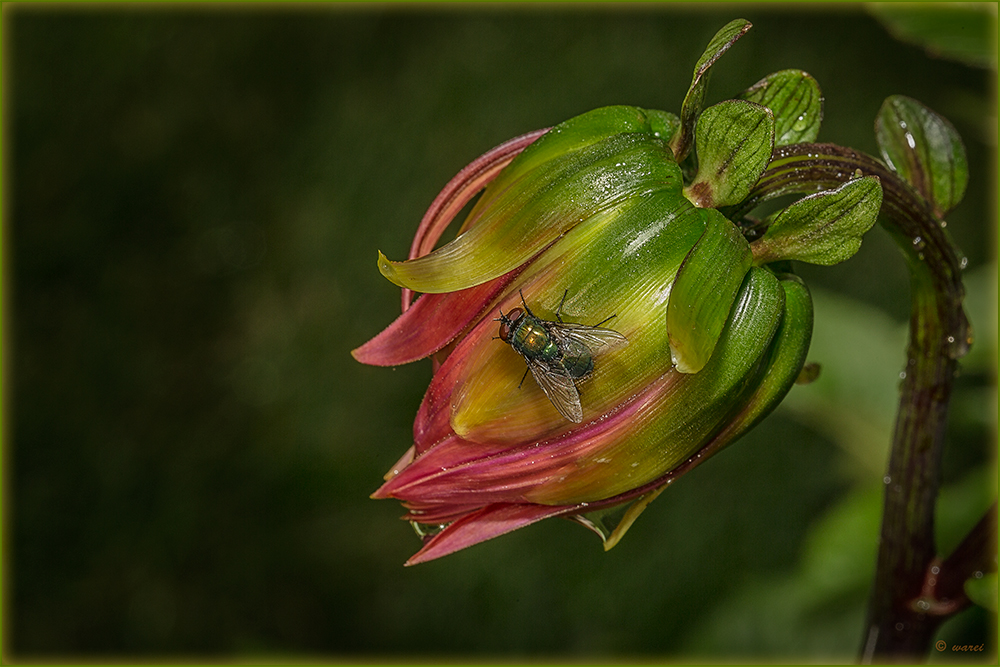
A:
[353,19,882,564]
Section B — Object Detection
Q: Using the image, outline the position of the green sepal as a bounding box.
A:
[739,69,823,146]
[477,105,669,214]
[667,209,753,374]
[572,485,668,552]
[875,95,968,218]
[670,18,752,162]
[685,100,775,208]
[379,127,682,293]
[751,176,883,266]
[708,272,814,444]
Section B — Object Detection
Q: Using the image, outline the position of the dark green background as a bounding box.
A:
[6,5,995,661]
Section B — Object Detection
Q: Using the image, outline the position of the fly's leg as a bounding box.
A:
[555,289,569,323]
[556,288,617,327]
[517,289,538,320]
[517,367,530,389]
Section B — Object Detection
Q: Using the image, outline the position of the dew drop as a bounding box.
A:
[931,565,941,575]
[883,476,892,485]
[792,113,810,131]
[939,220,947,228]
[960,256,969,269]
[912,236,925,250]
[899,371,907,380]
[905,132,916,149]
[975,571,984,579]
[410,521,447,538]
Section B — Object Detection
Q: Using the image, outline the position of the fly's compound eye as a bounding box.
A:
[498,308,523,342]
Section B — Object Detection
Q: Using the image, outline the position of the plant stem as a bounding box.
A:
[741,143,972,662]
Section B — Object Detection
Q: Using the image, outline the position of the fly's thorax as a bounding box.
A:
[513,317,559,360]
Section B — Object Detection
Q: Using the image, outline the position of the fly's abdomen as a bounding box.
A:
[559,338,595,379]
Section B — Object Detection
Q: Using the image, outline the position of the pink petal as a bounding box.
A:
[351,269,520,367]
[380,372,680,506]
[405,502,575,566]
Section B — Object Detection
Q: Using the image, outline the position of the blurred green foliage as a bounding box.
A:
[868,2,997,70]
[6,5,995,661]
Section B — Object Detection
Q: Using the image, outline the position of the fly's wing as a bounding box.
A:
[525,359,583,423]
[549,324,628,353]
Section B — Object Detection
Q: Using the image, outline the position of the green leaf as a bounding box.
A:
[798,484,882,603]
[875,95,968,218]
[670,18,752,162]
[739,69,823,145]
[868,3,997,69]
[666,208,753,374]
[751,176,882,266]
[641,107,681,143]
[685,100,775,208]
[965,572,998,613]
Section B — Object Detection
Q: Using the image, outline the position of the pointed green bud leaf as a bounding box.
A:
[728,274,812,427]
[751,176,882,266]
[875,95,968,218]
[481,105,668,206]
[699,273,813,454]
[573,485,668,552]
[671,18,752,162]
[667,209,753,374]
[379,130,682,292]
[739,69,823,145]
[685,100,775,209]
